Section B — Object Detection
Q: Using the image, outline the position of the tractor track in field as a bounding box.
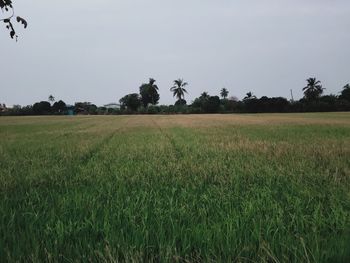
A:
[12,120,131,191]
[79,119,130,166]
[151,118,183,159]
[79,132,116,165]
[51,121,99,140]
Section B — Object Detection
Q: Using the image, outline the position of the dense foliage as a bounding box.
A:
[139,78,160,107]
[1,79,350,116]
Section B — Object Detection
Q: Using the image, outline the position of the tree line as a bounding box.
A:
[1,78,350,116]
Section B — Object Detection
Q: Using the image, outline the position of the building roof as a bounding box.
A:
[104,103,120,108]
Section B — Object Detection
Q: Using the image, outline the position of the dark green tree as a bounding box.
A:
[339,84,350,102]
[220,88,229,99]
[52,100,66,114]
[191,92,210,110]
[203,96,221,113]
[200,92,209,100]
[303,78,324,101]
[170,79,188,103]
[175,99,187,106]
[139,78,160,107]
[119,93,141,111]
[191,92,221,113]
[33,101,51,115]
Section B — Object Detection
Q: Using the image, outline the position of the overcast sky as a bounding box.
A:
[1,0,350,106]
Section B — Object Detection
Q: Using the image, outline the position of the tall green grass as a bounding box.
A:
[0,114,349,262]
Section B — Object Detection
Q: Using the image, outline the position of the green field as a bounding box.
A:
[1,113,350,262]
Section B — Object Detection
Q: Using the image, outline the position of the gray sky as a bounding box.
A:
[1,0,350,106]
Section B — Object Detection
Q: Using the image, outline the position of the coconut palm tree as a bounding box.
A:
[303,78,324,100]
[148,78,159,105]
[220,88,229,99]
[149,78,158,91]
[48,95,55,104]
[170,79,188,101]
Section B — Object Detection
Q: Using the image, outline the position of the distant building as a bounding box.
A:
[66,105,75,116]
[104,103,120,109]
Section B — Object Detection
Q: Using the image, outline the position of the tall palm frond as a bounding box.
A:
[303,78,324,100]
[170,79,188,101]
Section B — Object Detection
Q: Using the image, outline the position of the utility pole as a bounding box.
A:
[290,89,294,103]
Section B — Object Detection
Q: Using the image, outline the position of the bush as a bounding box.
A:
[147,106,160,114]
[33,101,51,115]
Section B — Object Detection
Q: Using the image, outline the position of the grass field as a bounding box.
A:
[0,113,350,262]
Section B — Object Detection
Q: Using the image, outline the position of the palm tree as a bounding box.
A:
[170,79,188,101]
[303,78,324,100]
[149,78,158,91]
[220,88,229,99]
[244,92,256,100]
[48,95,55,103]
[148,78,159,105]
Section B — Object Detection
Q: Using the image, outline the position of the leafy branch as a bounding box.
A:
[1,0,27,41]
